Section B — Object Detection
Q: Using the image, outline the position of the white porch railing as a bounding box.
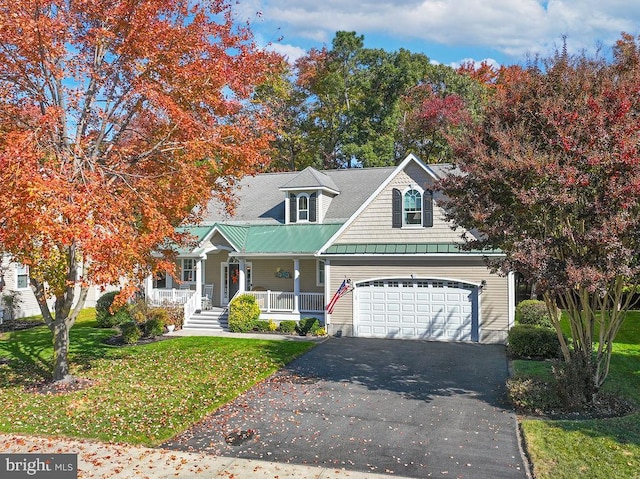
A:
[147,288,198,325]
[183,290,199,324]
[244,291,324,313]
[148,288,194,306]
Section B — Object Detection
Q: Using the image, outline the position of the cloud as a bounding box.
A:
[449,58,502,70]
[252,0,640,62]
[265,43,308,63]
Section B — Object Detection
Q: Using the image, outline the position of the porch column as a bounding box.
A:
[144,275,153,301]
[195,259,203,307]
[324,260,331,324]
[239,259,246,293]
[293,258,300,313]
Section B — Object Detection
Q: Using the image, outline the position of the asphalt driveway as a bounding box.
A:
[163,338,528,479]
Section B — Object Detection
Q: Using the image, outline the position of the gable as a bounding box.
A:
[329,160,466,246]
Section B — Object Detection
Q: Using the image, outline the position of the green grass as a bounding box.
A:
[0,309,315,446]
[515,311,640,478]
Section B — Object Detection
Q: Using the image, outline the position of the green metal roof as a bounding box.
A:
[242,224,341,254]
[172,225,216,255]
[323,243,502,255]
[215,224,249,251]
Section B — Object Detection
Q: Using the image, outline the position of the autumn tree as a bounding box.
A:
[0,0,280,381]
[438,34,640,402]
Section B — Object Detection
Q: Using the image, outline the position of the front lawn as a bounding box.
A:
[514,311,640,478]
[0,309,315,446]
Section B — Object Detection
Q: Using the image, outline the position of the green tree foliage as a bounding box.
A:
[263,31,491,170]
[438,34,640,396]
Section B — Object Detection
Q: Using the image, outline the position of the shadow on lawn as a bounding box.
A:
[0,323,120,385]
[550,411,640,447]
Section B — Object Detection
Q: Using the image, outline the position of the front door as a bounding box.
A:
[223,260,253,305]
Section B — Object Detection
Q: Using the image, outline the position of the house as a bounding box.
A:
[0,255,109,320]
[148,154,514,343]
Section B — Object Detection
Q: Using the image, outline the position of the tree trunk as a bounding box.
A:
[51,319,71,381]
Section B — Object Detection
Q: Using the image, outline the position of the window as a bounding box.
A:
[298,194,309,221]
[404,189,422,226]
[392,187,433,228]
[16,264,29,289]
[181,259,196,282]
[317,260,325,286]
[289,192,317,223]
[153,272,167,289]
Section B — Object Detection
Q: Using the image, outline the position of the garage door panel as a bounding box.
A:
[356,279,477,341]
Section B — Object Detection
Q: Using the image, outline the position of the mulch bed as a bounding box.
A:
[0,319,45,333]
[517,392,637,420]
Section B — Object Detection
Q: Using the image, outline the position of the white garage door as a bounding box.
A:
[356,279,479,341]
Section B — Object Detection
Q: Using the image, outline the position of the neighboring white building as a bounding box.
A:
[0,255,111,319]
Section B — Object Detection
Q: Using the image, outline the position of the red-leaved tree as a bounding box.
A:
[0,0,281,381]
[439,34,640,402]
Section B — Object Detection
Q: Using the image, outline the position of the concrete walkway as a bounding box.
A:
[0,434,411,479]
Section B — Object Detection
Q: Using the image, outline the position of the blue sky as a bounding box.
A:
[232,0,640,67]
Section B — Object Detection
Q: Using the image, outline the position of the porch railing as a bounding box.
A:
[244,291,324,313]
[148,288,194,306]
[183,290,199,324]
[147,288,198,325]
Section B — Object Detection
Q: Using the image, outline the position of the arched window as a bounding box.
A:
[297,193,309,221]
[404,189,422,225]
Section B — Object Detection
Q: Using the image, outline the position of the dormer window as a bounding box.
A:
[289,192,317,223]
[297,193,309,222]
[392,187,433,228]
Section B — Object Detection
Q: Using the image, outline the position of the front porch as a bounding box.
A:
[146,286,326,330]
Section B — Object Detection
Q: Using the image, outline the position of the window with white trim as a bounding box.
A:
[181,259,196,282]
[317,260,325,286]
[297,193,309,222]
[16,264,29,289]
[404,189,422,226]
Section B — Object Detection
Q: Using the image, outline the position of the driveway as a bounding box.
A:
[163,338,528,479]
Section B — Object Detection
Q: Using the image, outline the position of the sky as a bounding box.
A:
[231,0,640,68]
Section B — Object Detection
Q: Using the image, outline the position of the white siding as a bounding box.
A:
[0,256,110,318]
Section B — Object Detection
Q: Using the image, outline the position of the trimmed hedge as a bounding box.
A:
[278,320,297,334]
[254,320,272,332]
[515,299,555,329]
[296,317,322,336]
[228,294,260,333]
[507,324,564,359]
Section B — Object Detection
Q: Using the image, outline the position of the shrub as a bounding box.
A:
[120,321,142,344]
[506,376,563,413]
[552,353,596,411]
[228,294,260,333]
[164,306,184,330]
[507,324,564,359]
[296,317,321,336]
[268,319,278,332]
[254,320,271,332]
[96,291,131,328]
[278,320,296,334]
[515,299,556,329]
[313,327,326,336]
[142,309,167,338]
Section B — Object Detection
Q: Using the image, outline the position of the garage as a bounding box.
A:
[355,278,479,341]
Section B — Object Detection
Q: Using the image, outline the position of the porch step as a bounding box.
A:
[183,308,229,332]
